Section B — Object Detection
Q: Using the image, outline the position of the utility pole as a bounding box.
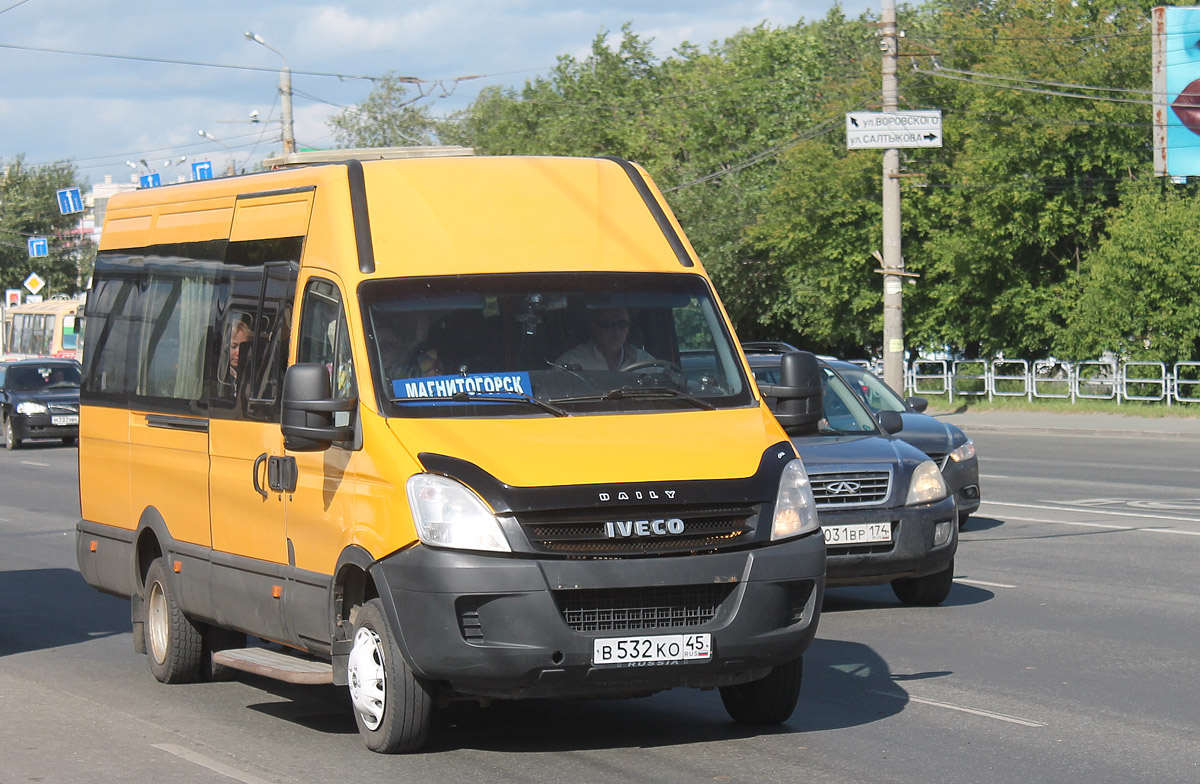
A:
[245,32,296,156]
[880,0,905,395]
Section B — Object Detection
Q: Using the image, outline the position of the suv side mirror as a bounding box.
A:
[281,363,356,452]
[757,351,824,436]
[905,395,929,413]
[877,410,904,434]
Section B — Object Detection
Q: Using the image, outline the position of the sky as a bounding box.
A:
[0,0,876,187]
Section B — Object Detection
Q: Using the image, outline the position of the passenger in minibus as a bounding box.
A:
[378,312,443,383]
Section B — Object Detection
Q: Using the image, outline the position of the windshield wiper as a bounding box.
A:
[391,390,569,417]
[553,386,715,411]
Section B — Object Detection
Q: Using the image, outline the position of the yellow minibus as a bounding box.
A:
[75,153,827,753]
[3,297,82,361]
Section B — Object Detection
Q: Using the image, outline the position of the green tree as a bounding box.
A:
[1062,183,1200,363]
[327,72,444,147]
[0,156,93,297]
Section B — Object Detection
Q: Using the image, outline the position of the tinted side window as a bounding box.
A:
[297,278,356,403]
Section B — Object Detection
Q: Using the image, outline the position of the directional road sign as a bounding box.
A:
[27,237,48,259]
[846,110,943,149]
[56,187,84,215]
[192,161,214,181]
[24,272,46,295]
[139,173,162,189]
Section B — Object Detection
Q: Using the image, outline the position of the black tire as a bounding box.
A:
[958,513,970,530]
[891,559,955,606]
[61,436,77,447]
[719,657,803,725]
[143,558,204,683]
[4,417,21,450]
[346,599,433,753]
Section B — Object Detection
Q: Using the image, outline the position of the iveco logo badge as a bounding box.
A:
[604,518,686,538]
[826,481,861,495]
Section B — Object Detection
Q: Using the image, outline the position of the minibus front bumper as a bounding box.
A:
[370,532,826,700]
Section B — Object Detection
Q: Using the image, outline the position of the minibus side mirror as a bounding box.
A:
[756,351,824,436]
[281,363,357,452]
[905,395,929,413]
[877,410,904,435]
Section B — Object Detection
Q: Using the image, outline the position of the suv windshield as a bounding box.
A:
[749,362,879,435]
[836,365,908,413]
[361,272,751,417]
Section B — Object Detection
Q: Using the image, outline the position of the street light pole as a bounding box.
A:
[244,31,295,155]
[880,0,905,395]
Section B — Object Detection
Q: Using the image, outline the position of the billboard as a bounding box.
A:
[1154,6,1200,176]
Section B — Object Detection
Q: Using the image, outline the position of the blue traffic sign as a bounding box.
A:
[56,187,83,215]
[192,161,214,181]
[139,173,162,189]
[27,237,48,258]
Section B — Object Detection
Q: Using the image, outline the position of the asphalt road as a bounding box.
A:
[1,422,1197,783]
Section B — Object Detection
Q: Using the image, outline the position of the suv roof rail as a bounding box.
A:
[741,341,801,354]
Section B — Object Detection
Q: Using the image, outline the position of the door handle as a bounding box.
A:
[252,453,269,499]
[267,455,298,493]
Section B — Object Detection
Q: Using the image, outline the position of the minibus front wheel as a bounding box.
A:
[143,558,203,683]
[347,599,433,753]
[719,656,803,725]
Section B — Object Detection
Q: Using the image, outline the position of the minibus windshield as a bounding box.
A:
[361,272,752,417]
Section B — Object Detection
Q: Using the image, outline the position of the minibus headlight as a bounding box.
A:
[17,401,47,415]
[906,460,949,506]
[948,439,976,462]
[406,474,511,553]
[771,459,820,541]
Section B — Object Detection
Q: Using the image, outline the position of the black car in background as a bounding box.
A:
[0,358,81,449]
[742,343,981,527]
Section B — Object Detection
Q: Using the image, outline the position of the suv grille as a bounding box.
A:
[923,452,948,470]
[517,505,756,557]
[554,583,734,632]
[809,470,891,507]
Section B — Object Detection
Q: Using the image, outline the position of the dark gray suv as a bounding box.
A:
[744,347,958,606]
[742,343,980,527]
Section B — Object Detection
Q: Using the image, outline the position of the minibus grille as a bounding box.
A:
[518,505,756,557]
[808,470,892,508]
[554,583,734,632]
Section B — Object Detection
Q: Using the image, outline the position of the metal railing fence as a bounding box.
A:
[896,358,1200,405]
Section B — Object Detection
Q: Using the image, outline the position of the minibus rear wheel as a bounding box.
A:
[347,599,433,753]
[144,558,203,683]
[719,656,803,725]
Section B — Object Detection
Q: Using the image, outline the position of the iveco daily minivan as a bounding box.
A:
[76,151,827,753]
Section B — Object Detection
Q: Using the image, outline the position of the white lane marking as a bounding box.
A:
[19,461,49,467]
[152,744,276,784]
[980,473,1009,479]
[954,578,1017,589]
[984,500,1200,527]
[983,512,1200,538]
[870,690,1047,727]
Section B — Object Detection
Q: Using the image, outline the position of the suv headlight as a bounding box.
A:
[948,439,976,462]
[906,460,949,505]
[16,401,47,415]
[771,459,820,541]
[406,474,511,553]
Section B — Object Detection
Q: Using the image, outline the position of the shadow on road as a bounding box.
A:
[962,515,1005,532]
[0,568,128,657]
[235,639,910,754]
